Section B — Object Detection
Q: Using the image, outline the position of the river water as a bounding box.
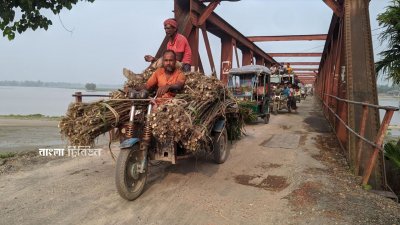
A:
[0,86,399,152]
[1,86,400,125]
[0,86,111,116]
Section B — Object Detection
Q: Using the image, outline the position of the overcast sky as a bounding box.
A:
[0,0,391,85]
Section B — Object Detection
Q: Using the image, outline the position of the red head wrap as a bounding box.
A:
[163,18,177,28]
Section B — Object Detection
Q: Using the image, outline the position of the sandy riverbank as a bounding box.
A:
[0,118,62,153]
[0,118,107,153]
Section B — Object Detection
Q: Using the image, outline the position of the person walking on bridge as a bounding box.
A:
[144,18,192,72]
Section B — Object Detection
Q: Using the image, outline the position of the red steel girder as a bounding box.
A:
[200,24,216,73]
[296,73,317,76]
[189,0,276,64]
[247,34,327,42]
[196,0,221,26]
[285,62,320,65]
[242,50,253,66]
[292,68,319,71]
[269,53,322,57]
[233,40,240,67]
[199,0,238,2]
[220,36,233,84]
[323,0,342,17]
[255,56,265,66]
[295,74,318,76]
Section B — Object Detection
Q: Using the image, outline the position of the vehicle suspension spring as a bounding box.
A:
[142,120,152,143]
[125,122,134,138]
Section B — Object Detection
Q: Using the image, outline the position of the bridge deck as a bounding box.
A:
[0,98,399,225]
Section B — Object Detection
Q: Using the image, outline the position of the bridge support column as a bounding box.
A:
[242,50,253,66]
[255,56,264,66]
[344,0,381,189]
[220,36,233,85]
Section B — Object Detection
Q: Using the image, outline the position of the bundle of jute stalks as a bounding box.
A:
[58,67,155,146]
[149,98,225,151]
[148,72,243,151]
[60,67,244,149]
[59,92,131,146]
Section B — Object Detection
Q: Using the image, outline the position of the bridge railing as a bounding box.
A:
[321,93,399,186]
[72,92,112,103]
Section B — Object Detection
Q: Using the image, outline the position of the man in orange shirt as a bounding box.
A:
[146,50,186,99]
[145,18,192,72]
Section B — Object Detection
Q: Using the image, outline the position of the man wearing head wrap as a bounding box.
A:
[145,18,192,72]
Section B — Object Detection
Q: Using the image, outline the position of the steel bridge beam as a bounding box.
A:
[269,53,322,57]
[196,0,221,26]
[189,0,276,64]
[247,34,327,42]
[293,68,319,71]
[323,0,342,17]
[317,0,382,189]
[160,0,276,83]
[343,0,380,188]
[295,74,318,76]
[284,62,320,66]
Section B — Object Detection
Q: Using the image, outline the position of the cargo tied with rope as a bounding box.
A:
[59,67,246,149]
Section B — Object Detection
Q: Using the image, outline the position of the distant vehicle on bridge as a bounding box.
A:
[270,74,295,85]
[228,65,272,124]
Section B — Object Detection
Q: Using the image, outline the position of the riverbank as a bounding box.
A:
[0,117,108,154]
[0,114,61,121]
[0,118,62,153]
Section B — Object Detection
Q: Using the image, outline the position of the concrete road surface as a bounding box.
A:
[1,97,399,225]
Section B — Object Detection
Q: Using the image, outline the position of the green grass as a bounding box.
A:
[362,184,372,191]
[0,114,61,120]
[0,152,17,159]
[384,142,400,168]
[92,88,115,92]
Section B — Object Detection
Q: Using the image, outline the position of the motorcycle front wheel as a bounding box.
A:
[115,145,147,201]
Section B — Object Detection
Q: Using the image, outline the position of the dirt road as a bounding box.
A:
[1,98,399,225]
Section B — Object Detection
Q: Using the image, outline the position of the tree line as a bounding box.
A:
[0,80,83,88]
[0,80,99,90]
[377,84,400,93]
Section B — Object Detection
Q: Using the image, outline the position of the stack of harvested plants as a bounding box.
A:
[59,66,156,146]
[148,72,243,151]
[59,95,131,146]
[237,100,258,123]
[60,67,245,150]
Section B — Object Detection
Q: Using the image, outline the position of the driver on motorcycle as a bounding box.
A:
[274,84,283,96]
[282,83,290,98]
[146,50,186,100]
